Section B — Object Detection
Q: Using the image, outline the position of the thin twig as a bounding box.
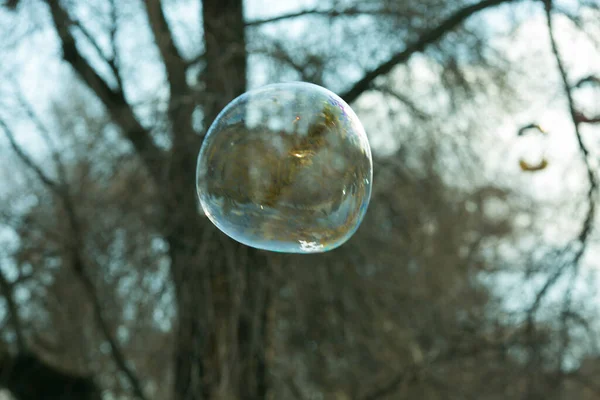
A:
[545,0,597,248]
[523,2,598,395]
[245,6,396,27]
[14,89,68,184]
[0,119,60,191]
[545,0,597,375]
[374,85,429,120]
[107,0,124,89]
[70,18,122,90]
[43,0,162,182]
[526,0,598,333]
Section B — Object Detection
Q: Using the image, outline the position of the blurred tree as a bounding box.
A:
[0,0,599,399]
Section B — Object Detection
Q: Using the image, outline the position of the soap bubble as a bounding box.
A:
[196,82,372,253]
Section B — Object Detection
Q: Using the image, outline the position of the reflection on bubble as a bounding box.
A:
[196,82,372,253]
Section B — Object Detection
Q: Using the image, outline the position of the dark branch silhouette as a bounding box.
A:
[522,2,598,396]
[13,88,69,184]
[340,0,520,103]
[544,0,597,377]
[525,0,597,327]
[143,0,188,94]
[70,17,123,90]
[43,0,162,182]
[245,6,398,26]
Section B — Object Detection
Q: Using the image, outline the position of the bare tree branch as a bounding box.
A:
[521,4,599,395]
[70,17,123,90]
[2,0,20,10]
[340,0,520,104]
[142,0,188,94]
[524,0,598,323]
[13,88,68,184]
[0,118,149,400]
[142,0,197,168]
[107,0,124,89]
[245,8,340,26]
[545,0,596,256]
[251,42,325,83]
[374,85,429,120]
[72,254,149,400]
[0,119,60,191]
[245,6,398,27]
[545,0,597,378]
[43,0,162,182]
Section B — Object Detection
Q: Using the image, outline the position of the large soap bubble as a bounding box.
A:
[196,82,372,253]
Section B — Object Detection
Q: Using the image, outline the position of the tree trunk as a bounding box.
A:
[169,0,270,399]
[202,0,248,121]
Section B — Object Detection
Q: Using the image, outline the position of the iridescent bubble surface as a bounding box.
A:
[196,82,372,253]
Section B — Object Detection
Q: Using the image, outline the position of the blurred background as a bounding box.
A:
[1,0,600,399]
